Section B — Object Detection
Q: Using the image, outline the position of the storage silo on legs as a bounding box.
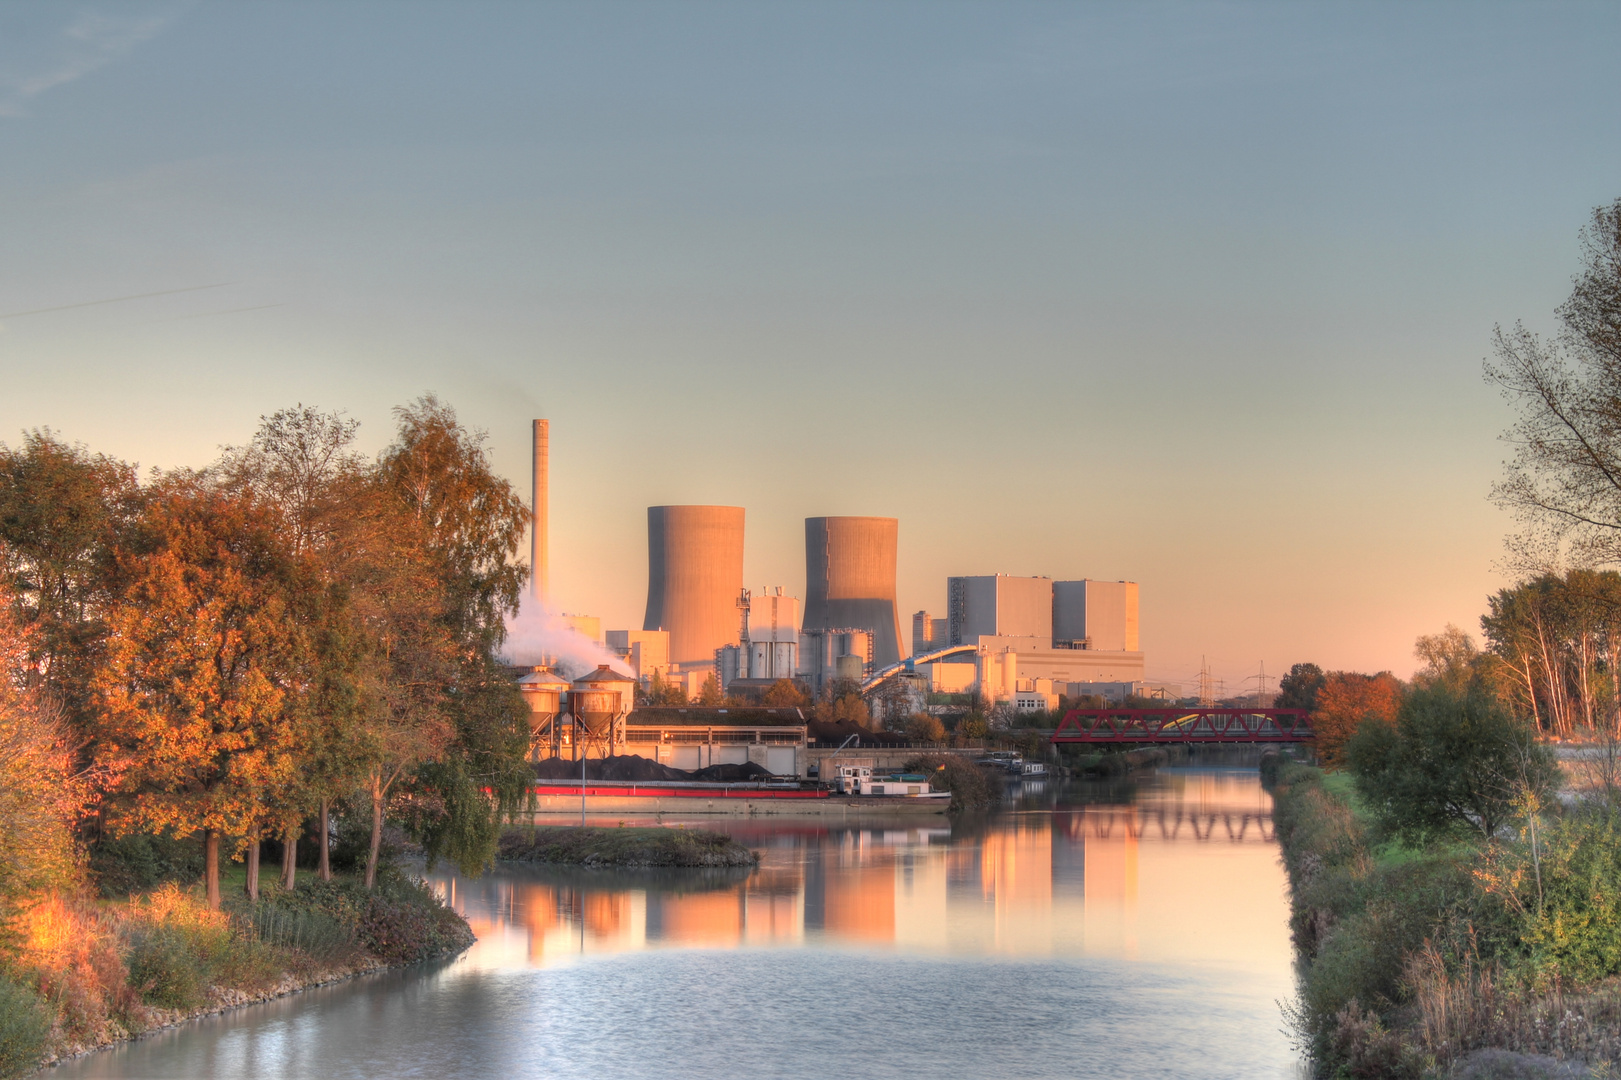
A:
[803,516,905,670]
[642,506,746,666]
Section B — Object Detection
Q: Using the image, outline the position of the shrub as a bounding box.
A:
[123,925,206,1010]
[238,902,358,965]
[0,975,50,1080]
[904,713,945,743]
[902,754,996,812]
[357,877,469,964]
[1476,805,1621,986]
[89,832,205,898]
[1348,682,1559,842]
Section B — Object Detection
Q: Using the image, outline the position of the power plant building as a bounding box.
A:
[606,629,671,686]
[717,587,800,690]
[946,575,1053,647]
[643,505,745,667]
[797,627,873,696]
[912,611,947,657]
[1052,580,1139,651]
[802,516,905,670]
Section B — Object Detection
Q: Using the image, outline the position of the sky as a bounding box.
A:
[2,1,1620,692]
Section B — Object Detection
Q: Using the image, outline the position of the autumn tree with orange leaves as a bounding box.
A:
[91,477,313,909]
[1312,671,1403,770]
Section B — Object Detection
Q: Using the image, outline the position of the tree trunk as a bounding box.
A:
[365,777,384,889]
[204,828,221,910]
[281,824,298,890]
[318,798,332,881]
[245,836,260,901]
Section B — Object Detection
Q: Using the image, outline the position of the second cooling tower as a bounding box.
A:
[803,516,905,670]
[643,506,745,666]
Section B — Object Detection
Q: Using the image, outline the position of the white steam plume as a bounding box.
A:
[500,594,634,679]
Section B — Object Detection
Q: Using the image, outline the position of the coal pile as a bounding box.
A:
[531,756,776,782]
[689,761,773,782]
[533,755,690,782]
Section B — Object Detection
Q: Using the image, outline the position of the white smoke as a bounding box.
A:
[500,594,635,680]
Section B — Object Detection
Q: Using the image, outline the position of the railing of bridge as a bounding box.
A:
[1049,707,1314,744]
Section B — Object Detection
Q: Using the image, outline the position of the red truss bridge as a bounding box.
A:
[1050,707,1314,745]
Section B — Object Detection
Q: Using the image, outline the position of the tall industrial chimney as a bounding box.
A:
[802,516,905,669]
[643,505,745,666]
[531,419,548,604]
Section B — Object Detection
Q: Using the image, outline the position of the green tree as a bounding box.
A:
[361,396,531,883]
[1276,663,1326,711]
[642,671,688,706]
[1488,197,1621,568]
[696,675,724,707]
[1347,682,1559,843]
[219,405,371,888]
[0,430,135,720]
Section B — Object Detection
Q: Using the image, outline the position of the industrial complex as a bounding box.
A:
[518,416,1169,767]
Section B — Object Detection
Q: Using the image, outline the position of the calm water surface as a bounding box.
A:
[54,763,1305,1079]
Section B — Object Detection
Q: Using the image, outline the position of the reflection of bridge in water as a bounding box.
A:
[1051,707,1313,744]
[1056,805,1275,843]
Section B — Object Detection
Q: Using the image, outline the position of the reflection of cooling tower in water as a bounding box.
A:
[803,516,905,669]
[643,505,745,666]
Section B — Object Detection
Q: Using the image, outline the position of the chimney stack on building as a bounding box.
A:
[531,418,548,604]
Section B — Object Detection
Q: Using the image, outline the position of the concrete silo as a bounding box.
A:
[642,505,746,666]
[803,516,905,670]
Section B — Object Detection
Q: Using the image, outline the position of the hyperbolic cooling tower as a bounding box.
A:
[642,506,746,666]
[803,516,905,670]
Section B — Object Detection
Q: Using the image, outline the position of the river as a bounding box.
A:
[52,761,1304,1079]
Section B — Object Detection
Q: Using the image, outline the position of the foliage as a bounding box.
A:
[87,833,204,898]
[642,671,688,706]
[1270,763,1497,1072]
[904,712,946,743]
[122,924,209,1010]
[1475,806,1621,986]
[696,674,724,707]
[1312,671,1403,770]
[901,754,995,812]
[496,825,757,867]
[0,430,136,722]
[761,678,807,707]
[89,475,311,906]
[0,590,88,945]
[958,713,989,741]
[0,975,50,1080]
[1412,623,1481,690]
[812,688,869,726]
[355,876,474,964]
[1482,570,1621,737]
[1348,682,1560,842]
[1275,662,1326,711]
[1487,196,1621,569]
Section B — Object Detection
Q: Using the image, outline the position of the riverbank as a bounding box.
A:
[7,872,472,1076]
[497,825,757,867]
[1267,755,1621,1078]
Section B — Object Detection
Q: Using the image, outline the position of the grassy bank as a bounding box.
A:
[496,826,758,867]
[1268,757,1621,1078]
[0,870,471,1077]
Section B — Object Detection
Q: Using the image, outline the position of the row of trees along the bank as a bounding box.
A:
[0,397,534,909]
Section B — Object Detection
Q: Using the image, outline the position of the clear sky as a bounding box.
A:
[3,2,1619,691]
